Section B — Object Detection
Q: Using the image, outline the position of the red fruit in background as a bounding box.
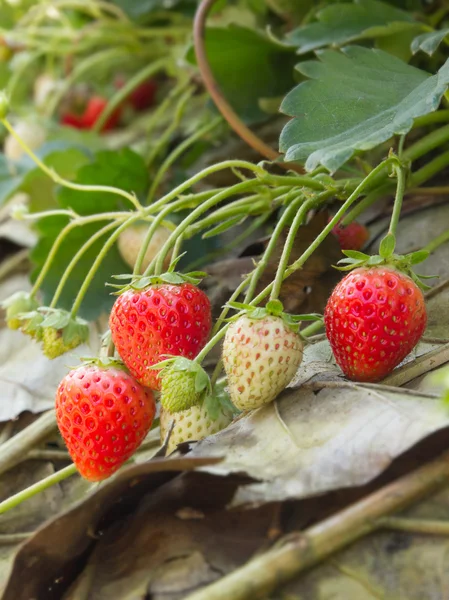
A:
[110,283,212,390]
[55,364,156,481]
[332,219,369,251]
[81,95,121,131]
[60,111,84,129]
[129,80,158,111]
[324,267,427,382]
[115,76,158,111]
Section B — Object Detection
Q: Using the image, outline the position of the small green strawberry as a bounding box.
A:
[222,302,309,411]
[160,396,233,455]
[159,357,210,413]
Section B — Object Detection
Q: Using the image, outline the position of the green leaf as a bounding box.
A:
[58,148,148,214]
[194,368,210,394]
[109,0,192,19]
[379,233,396,258]
[186,25,296,124]
[411,28,449,56]
[342,250,369,260]
[280,47,449,172]
[285,0,416,55]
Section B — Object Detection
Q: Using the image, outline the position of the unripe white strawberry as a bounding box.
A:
[223,314,303,411]
[117,224,172,273]
[4,120,46,161]
[160,401,232,455]
[33,74,63,110]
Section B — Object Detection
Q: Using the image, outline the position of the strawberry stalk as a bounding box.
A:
[152,179,264,275]
[0,117,144,211]
[269,192,332,302]
[0,464,78,516]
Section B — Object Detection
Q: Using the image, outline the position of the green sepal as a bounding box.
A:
[225,300,321,333]
[379,233,396,259]
[1,292,39,330]
[159,358,211,413]
[205,378,240,421]
[76,356,128,371]
[333,246,435,290]
[109,270,207,294]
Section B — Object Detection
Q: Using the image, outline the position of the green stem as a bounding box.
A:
[423,228,449,254]
[413,110,449,128]
[145,86,194,170]
[147,116,222,203]
[0,118,143,211]
[30,212,131,297]
[403,123,449,162]
[244,193,304,304]
[153,180,262,275]
[269,193,330,302]
[195,323,231,365]
[212,278,252,337]
[342,182,393,225]
[0,464,77,515]
[410,149,449,187]
[388,164,406,238]
[263,174,327,191]
[188,197,268,235]
[250,158,397,307]
[50,220,121,308]
[171,233,184,264]
[70,214,144,316]
[93,57,169,133]
[301,320,324,338]
[136,197,189,276]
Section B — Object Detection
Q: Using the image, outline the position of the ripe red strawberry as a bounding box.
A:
[81,96,121,131]
[223,313,303,411]
[55,363,156,481]
[115,76,158,111]
[110,282,212,390]
[332,219,369,251]
[324,266,427,382]
[60,111,84,129]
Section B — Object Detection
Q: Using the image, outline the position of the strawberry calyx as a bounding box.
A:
[15,307,89,357]
[1,291,39,330]
[75,356,128,371]
[335,233,433,290]
[154,356,211,395]
[204,377,239,421]
[109,270,206,294]
[225,299,322,333]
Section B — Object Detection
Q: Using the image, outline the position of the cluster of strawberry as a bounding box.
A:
[50,218,427,482]
[60,78,158,133]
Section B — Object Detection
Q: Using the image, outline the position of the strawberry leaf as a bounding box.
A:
[280,47,449,172]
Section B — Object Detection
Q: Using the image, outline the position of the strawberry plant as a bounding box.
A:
[3,1,449,598]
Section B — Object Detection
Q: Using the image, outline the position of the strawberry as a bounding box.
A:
[331,219,369,251]
[222,311,304,411]
[159,357,210,413]
[160,400,232,455]
[324,266,427,382]
[117,224,172,274]
[129,80,158,111]
[109,280,212,390]
[81,96,121,132]
[115,76,158,111]
[60,111,84,129]
[55,361,156,481]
